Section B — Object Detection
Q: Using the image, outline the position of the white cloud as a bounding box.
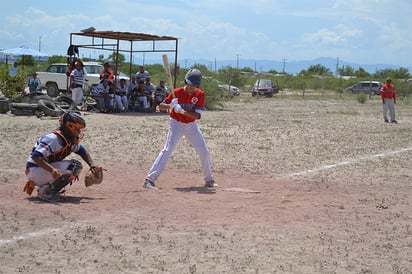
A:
[1,0,411,67]
[302,25,362,46]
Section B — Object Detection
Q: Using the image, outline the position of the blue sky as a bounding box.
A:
[1,0,411,69]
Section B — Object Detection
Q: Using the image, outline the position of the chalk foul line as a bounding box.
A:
[0,225,75,245]
[288,147,412,177]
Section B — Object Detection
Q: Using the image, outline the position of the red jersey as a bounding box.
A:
[100,69,114,83]
[166,87,206,123]
[380,83,396,102]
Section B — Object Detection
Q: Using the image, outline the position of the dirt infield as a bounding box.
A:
[1,96,412,273]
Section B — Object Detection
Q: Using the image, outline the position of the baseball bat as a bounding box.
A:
[162,54,175,98]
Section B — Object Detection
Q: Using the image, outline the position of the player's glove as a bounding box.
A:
[84,166,105,187]
[170,98,178,108]
[173,104,185,114]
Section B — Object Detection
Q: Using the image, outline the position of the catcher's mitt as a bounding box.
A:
[84,166,104,187]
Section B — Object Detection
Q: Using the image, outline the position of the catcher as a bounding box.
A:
[23,111,104,202]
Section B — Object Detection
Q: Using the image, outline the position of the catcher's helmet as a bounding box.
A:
[59,111,86,144]
[185,69,202,87]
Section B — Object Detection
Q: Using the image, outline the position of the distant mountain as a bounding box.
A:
[3,53,408,75]
[173,57,411,75]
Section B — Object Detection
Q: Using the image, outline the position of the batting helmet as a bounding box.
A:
[185,69,202,87]
[59,111,86,144]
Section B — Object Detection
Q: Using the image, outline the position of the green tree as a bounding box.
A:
[391,67,410,79]
[18,55,36,66]
[48,55,67,64]
[308,64,331,76]
[268,69,279,74]
[108,52,126,63]
[300,64,332,76]
[216,66,244,88]
[338,65,355,76]
[241,67,255,72]
[354,67,370,78]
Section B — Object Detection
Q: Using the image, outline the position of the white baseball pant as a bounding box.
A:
[71,86,84,106]
[26,160,74,187]
[147,118,214,183]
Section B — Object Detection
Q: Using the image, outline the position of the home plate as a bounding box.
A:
[222,187,260,193]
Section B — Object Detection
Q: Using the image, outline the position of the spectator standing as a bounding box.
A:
[135,65,150,81]
[8,62,19,79]
[27,72,42,96]
[70,60,85,107]
[381,78,397,123]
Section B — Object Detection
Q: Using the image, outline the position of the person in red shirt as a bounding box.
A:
[100,62,114,84]
[380,78,397,123]
[143,68,217,189]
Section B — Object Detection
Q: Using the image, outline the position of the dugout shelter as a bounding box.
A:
[69,29,179,87]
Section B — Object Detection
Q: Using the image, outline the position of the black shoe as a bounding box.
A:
[205,180,219,188]
[384,119,389,123]
[391,120,398,123]
[143,179,157,189]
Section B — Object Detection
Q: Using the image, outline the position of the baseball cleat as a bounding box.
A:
[37,184,61,202]
[205,180,218,188]
[143,179,157,190]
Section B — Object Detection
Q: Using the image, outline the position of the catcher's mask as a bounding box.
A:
[59,111,86,144]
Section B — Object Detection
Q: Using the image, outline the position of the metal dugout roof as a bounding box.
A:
[69,30,179,85]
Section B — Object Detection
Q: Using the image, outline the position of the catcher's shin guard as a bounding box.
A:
[49,174,72,193]
[48,160,83,194]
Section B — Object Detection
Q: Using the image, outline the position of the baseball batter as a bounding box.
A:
[143,69,217,189]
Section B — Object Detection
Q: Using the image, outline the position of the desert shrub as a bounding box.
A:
[356,94,367,104]
[200,76,225,110]
[0,65,26,98]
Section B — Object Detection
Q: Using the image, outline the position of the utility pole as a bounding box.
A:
[336,57,339,77]
[38,36,42,61]
[236,53,240,70]
[282,58,287,73]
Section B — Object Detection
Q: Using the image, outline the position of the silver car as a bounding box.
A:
[346,81,383,95]
[219,84,240,96]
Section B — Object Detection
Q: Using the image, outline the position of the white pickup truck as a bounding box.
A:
[37,62,104,97]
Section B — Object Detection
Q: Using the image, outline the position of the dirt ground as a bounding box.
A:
[1,95,412,274]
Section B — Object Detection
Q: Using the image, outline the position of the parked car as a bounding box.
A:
[203,76,240,97]
[37,62,104,97]
[252,79,278,97]
[346,81,383,95]
[118,72,130,82]
[219,84,240,96]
